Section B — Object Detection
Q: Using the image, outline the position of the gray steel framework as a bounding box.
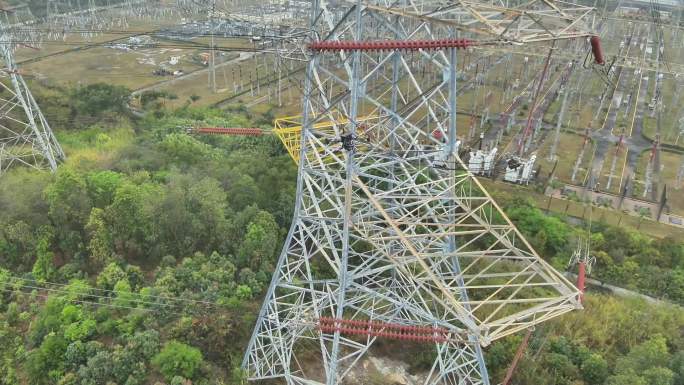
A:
[244,1,595,384]
[0,40,64,174]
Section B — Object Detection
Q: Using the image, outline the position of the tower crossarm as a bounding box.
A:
[362,0,596,44]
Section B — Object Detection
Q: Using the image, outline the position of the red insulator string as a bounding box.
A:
[315,317,450,343]
[193,127,263,136]
[308,38,476,52]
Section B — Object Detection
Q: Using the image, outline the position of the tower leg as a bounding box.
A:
[424,341,489,385]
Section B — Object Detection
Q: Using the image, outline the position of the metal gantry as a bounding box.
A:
[243,1,596,384]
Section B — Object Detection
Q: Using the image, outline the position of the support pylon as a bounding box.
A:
[0,43,64,175]
[243,1,594,384]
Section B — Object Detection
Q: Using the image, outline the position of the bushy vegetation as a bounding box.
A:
[0,83,295,384]
[506,198,684,304]
[0,83,682,385]
[486,295,684,385]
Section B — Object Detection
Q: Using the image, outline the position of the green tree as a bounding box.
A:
[643,367,675,385]
[158,133,218,166]
[32,230,56,282]
[105,182,161,260]
[616,335,671,373]
[126,265,145,291]
[636,207,651,230]
[153,251,237,305]
[0,220,39,271]
[44,168,92,256]
[485,334,522,377]
[96,262,126,291]
[171,376,192,385]
[70,83,130,117]
[544,353,579,385]
[113,279,135,308]
[607,372,647,385]
[152,174,229,257]
[26,332,68,385]
[581,353,609,384]
[237,211,279,271]
[226,174,259,211]
[111,345,148,385]
[236,284,252,300]
[0,168,51,226]
[152,341,204,381]
[63,317,96,343]
[57,372,77,385]
[186,176,230,252]
[77,350,114,385]
[505,199,571,255]
[86,171,124,208]
[126,330,160,360]
[238,268,264,294]
[672,351,684,385]
[663,269,684,303]
[30,297,66,345]
[86,208,115,269]
[654,236,684,268]
[64,341,103,371]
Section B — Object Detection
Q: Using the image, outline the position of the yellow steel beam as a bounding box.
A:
[273,114,379,164]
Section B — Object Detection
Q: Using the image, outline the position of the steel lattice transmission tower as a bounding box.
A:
[243,1,597,384]
[0,0,130,175]
[0,0,205,175]
[0,36,65,174]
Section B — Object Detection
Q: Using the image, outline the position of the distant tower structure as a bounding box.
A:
[0,0,199,175]
[0,32,65,175]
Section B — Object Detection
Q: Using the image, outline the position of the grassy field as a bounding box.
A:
[535,131,592,183]
[641,74,682,145]
[598,146,629,194]
[634,149,684,212]
[24,44,206,89]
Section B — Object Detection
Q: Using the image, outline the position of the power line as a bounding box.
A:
[3,275,225,307]
[9,40,269,51]
[2,280,177,309]
[6,28,298,39]
[0,286,176,314]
